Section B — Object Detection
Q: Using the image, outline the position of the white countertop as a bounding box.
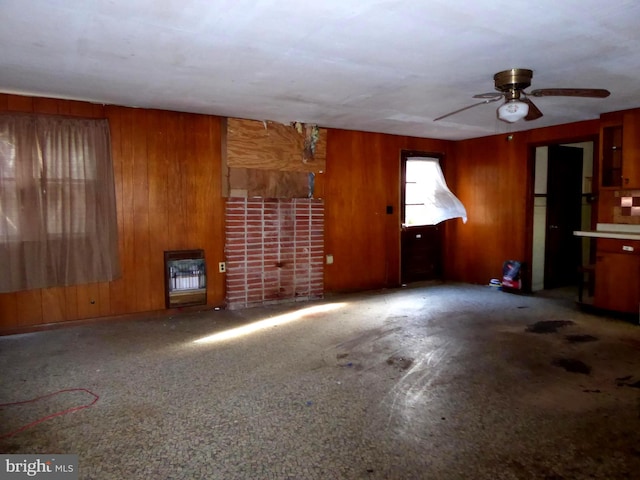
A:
[573,223,640,240]
[573,230,640,240]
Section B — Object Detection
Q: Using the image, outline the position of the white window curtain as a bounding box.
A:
[0,113,120,293]
[405,157,467,226]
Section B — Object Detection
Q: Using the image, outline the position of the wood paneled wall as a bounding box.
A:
[448,132,530,285]
[0,92,612,331]
[0,94,225,332]
[323,129,453,292]
[447,120,600,287]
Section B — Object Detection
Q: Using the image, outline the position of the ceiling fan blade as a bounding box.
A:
[473,92,503,99]
[529,88,610,98]
[523,98,543,121]
[434,96,502,121]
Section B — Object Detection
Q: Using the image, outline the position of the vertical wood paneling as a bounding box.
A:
[117,107,138,312]
[107,108,224,314]
[447,122,599,287]
[64,286,79,321]
[76,283,103,320]
[205,117,226,302]
[0,91,604,332]
[6,95,34,112]
[450,135,526,285]
[15,291,43,326]
[0,293,18,330]
[526,119,600,145]
[1,94,225,333]
[41,287,68,323]
[146,110,170,310]
[107,107,128,316]
[132,110,152,312]
[33,97,60,114]
[190,116,216,291]
[182,116,203,248]
[324,130,452,292]
[107,107,137,315]
[98,282,111,317]
[167,114,187,248]
[58,99,101,117]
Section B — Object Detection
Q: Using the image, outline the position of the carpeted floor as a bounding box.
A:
[1,282,640,479]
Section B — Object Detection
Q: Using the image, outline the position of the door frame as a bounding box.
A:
[400,149,447,284]
[524,134,599,292]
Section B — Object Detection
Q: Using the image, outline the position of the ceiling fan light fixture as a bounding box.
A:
[434,68,609,123]
[497,99,529,123]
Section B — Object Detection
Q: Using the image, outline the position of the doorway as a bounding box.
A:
[544,145,584,289]
[400,151,443,284]
[531,142,594,292]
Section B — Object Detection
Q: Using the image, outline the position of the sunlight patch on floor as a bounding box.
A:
[193,303,347,344]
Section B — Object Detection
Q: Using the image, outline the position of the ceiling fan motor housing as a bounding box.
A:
[494,68,533,99]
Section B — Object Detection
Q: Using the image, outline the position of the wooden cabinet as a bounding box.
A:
[594,238,640,313]
[600,109,640,188]
[622,111,640,187]
[600,124,623,187]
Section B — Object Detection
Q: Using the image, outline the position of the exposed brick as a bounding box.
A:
[224,197,324,308]
[226,271,246,280]
[226,295,247,303]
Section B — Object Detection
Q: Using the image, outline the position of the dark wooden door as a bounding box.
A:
[400,151,444,284]
[544,145,583,289]
[401,225,442,283]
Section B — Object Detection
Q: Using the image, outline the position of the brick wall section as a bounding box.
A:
[224,197,324,309]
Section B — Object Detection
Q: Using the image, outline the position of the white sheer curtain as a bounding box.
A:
[0,113,120,293]
[405,157,467,225]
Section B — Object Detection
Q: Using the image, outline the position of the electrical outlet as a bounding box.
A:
[218,262,226,273]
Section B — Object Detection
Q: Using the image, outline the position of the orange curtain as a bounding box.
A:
[0,113,120,292]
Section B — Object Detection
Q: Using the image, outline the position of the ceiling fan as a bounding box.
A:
[434,68,610,123]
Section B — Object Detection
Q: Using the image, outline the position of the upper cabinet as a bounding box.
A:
[600,109,640,189]
[622,111,640,188]
[600,123,622,187]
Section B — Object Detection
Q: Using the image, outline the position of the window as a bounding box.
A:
[403,156,467,226]
[0,113,120,293]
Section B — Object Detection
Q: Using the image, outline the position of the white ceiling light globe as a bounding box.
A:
[498,100,529,123]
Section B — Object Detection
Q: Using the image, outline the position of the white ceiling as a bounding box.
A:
[1,0,639,140]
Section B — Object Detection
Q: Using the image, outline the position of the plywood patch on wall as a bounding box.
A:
[227,118,326,172]
[229,168,310,198]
